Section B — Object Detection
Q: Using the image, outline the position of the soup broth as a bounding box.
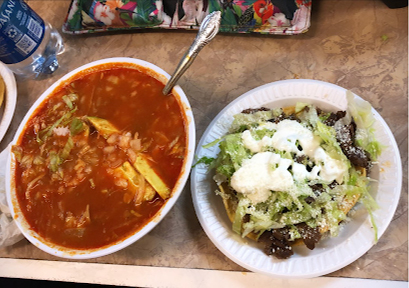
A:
[12,63,187,249]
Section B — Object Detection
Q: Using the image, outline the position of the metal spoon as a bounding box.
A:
[162,11,222,95]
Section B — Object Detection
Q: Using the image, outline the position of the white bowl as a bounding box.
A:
[6,57,196,259]
[0,62,17,143]
[191,79,402,278]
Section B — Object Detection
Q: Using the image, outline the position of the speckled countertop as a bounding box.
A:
[0,0,407,282]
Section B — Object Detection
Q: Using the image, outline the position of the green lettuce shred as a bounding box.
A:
[233,198,248,234]
[192,156,215,168]
[202,137,222,149]
[347,91,383,160]
[295,102,308,113]
[214,133,251,177]
[70,117,84,136]
[229,110,279,133]
[205,96,382,244]
[48,151,62,172]
[62,93,78,110]
[314,121,351,169]
[60,136,74,160]
[37,108,77,143]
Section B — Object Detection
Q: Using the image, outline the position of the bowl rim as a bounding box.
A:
[5,57,196,259]
[0,62,17,143]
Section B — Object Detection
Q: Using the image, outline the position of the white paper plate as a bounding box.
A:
[191,79,402,278]
[0,62,17,143]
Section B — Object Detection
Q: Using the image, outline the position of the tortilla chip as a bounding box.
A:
[0,76,5,107]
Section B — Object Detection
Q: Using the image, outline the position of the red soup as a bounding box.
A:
[12,63,188,249]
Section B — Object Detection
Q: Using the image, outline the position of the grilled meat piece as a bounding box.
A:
[323,111,346,126]
[336,121,370,168]
[296,223,321,250]
[241,107,270,114]
[268,112,301,124]
[259,228,294,259]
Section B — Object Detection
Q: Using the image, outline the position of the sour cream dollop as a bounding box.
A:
[231,120,348,204]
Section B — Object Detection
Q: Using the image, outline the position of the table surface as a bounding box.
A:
[0,0,407,283]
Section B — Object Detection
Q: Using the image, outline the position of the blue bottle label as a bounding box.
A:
[0,0,45,64]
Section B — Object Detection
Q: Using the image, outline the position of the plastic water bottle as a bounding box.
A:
[0,0,64,79]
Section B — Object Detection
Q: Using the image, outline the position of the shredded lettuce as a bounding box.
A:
[192,156,215,168]
[215,133,251,177]
[37,107,78,143]
[70,117,84,136]
[60,136,74,160]
[233,197,248,234]
[208,97,381,244]
[314,121,351,179]
[252,128,275,140]
[11,145,23,162]
[229,110,279,133]
[202,137,222,149]
[347,91,383,160]
[48,151,62,172]
[62,93,78,110]
[295,102,308,113]
[299,104,320,127]
[348,167,380,241]
[325,200,347,237]
[347,91,375,129]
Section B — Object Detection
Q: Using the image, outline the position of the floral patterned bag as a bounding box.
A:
[63,0,311,35]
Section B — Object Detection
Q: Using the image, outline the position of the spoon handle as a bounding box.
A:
[162,11,222,95]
